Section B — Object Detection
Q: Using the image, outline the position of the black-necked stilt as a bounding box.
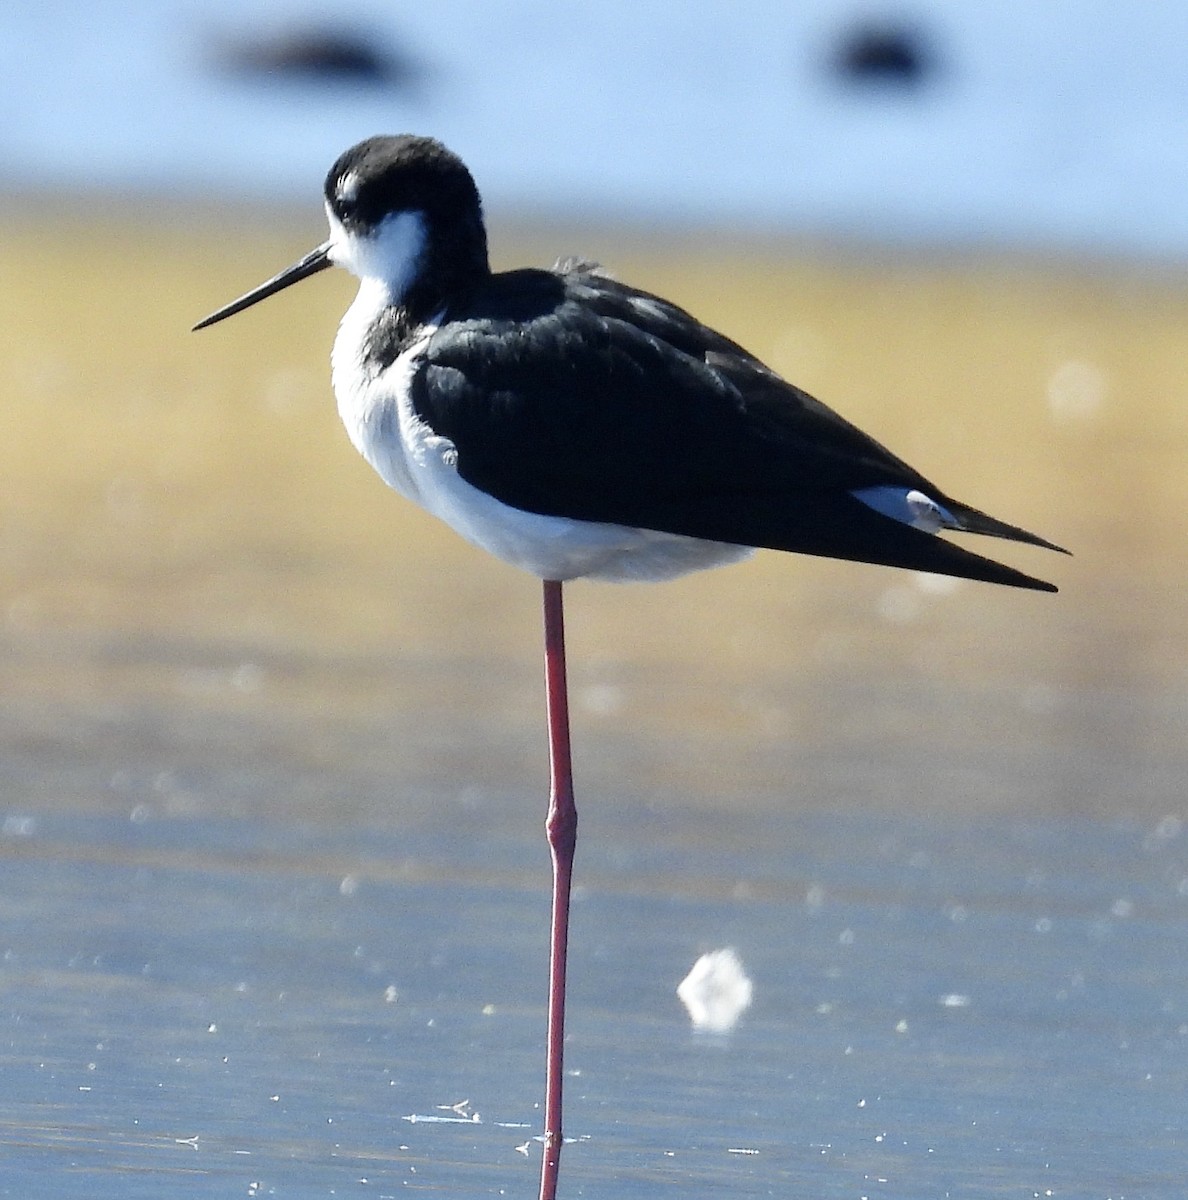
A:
[195,134,1064,1199]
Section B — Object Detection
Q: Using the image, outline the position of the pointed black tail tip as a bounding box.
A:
[1008,557,1063,593]
[992,570,1057,594]
[1034,534,1072,557]
[1002,550,1065,593]
[1025,534,1071,592]
[981,524,1069,591]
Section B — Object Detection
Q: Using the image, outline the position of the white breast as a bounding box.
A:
[330,288,752,583]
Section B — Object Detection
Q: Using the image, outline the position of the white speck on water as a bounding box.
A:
[1,815,36,838]
[406,1100,481,1125]
[939,993,971,1008]
[677,947,753,1032]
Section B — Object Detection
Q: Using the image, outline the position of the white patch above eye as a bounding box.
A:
[852,486,957,534]
[337,171,361,204]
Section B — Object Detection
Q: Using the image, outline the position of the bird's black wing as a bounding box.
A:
[412,266,1060,590]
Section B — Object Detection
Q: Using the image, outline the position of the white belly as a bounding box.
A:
[330,300,752,583]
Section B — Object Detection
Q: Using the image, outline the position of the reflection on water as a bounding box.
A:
[1,213,1187,1196]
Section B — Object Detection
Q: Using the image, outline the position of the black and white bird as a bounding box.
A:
[195,133,1063,592]
[194,134,1063,1200]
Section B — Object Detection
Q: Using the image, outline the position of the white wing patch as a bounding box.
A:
[851,486,958,534]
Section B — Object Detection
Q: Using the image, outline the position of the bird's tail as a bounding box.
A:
[944,501,1069,555]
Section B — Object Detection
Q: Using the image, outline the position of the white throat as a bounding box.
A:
[325,207,427,306]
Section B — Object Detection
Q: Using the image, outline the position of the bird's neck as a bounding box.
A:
[342,279,441,375]
[354,223,489,371]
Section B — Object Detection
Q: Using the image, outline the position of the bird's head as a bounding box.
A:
[193,134,488,331]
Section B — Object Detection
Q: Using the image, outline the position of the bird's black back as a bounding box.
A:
[410,264,1058,591]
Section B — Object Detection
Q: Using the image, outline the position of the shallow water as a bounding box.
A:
[4,803,1186,1198]
[1,214,1187,1197]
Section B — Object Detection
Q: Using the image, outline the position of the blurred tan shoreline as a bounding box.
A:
[1,209,1184,820]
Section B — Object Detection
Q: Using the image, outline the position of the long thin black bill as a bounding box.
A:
[192,241,333,331]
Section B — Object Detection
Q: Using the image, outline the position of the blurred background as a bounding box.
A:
[2,4,1187,1198]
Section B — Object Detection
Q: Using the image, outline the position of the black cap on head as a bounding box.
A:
[325,134,483,234]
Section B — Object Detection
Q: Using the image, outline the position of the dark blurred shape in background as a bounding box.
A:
[830,17,937,89]
[213,24,423,91]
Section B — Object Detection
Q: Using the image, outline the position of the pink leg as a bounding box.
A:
[538,579,577,1200]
